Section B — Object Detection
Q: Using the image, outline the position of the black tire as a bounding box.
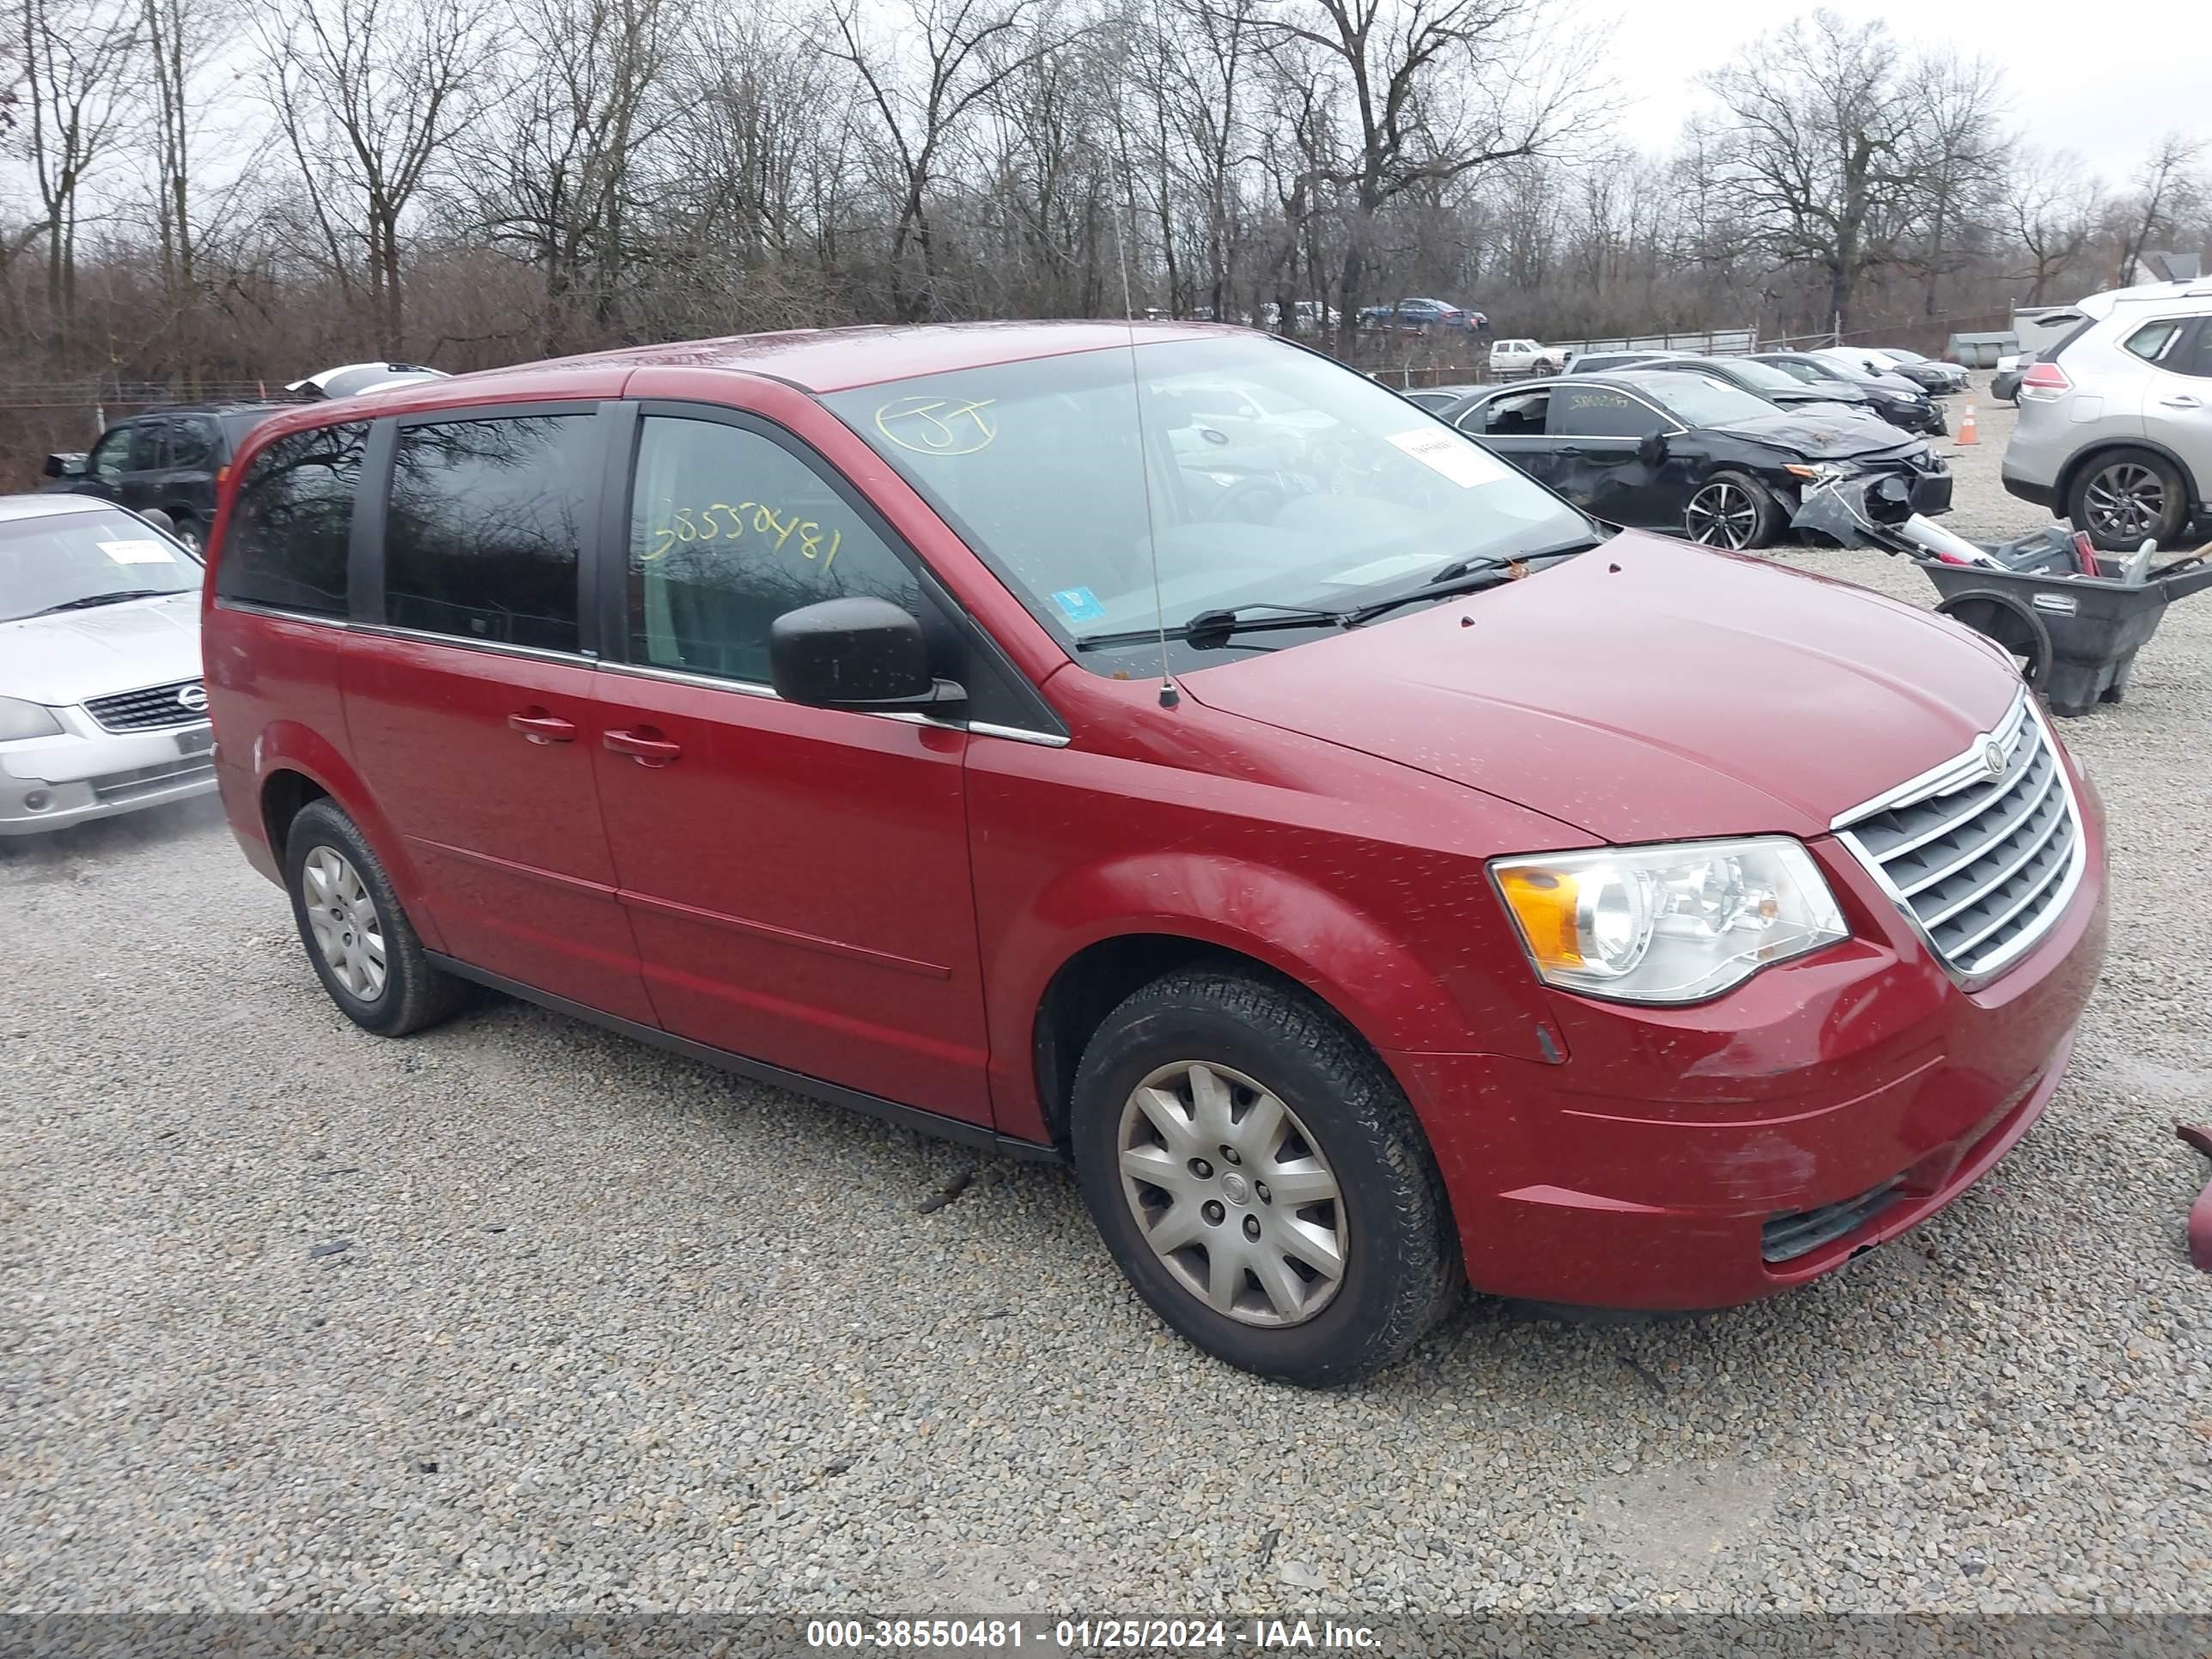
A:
[1067,968,1461,1387]
[283,799,465,1036]
[172,516,204,556]
[2067,447,2190,551]
[1684,469,1786,550]
[1936,590,2054,690]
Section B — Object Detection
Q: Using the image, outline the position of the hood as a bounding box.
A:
[1709,407,1917,459]
[1,592,204,708]
[1178,532,2019,842]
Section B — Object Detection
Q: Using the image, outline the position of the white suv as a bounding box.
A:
[1488,338,1565,376]
[2002,279,2212,549]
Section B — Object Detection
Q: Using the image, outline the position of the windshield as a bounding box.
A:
[823,337,1591,672]
[0,507,199,623]
[1881,349,1926,364]
[1635,375,1780,428]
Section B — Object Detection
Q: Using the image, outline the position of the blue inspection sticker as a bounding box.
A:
[1050,586,1107,623]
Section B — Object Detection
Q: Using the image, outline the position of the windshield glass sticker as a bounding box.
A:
[876,397,998,456]
[100,538,178,565]
[1050,586,1107,623]
[1385,428,1509,489]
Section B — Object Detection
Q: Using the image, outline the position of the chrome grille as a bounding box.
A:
[1836,695,2083,980]
[84,678,207,732]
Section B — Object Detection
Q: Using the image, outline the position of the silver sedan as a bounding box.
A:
[0,495,216,836]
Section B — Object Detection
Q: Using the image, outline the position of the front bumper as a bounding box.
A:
[0,714,217,835]
[1391,760,2108,1311]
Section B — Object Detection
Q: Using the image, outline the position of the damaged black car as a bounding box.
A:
[1431,369,1953,550]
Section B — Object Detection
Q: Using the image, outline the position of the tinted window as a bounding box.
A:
[166,418,216,470]
[1464,391,1548,436]
[629,416,918,684]
[215,422,367,616]
[384,416,594,652]
[2170,319,2212,379]
[1550,386,1664,437]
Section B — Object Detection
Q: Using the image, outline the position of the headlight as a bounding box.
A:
[1492,837,1848,1003]
[0,697,64,742]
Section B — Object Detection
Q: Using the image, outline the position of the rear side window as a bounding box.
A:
[384,415,596,653]
[627,416,918,684]
[216,422,368,617]
[166,418,216,470]
[1551,386,1664,438]
[2124,319,2187,363]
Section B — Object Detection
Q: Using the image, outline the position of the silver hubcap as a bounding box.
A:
[2084,464,2165,540]
[1116,1060,1347,1328]
[1686,482,1759,549]
[302,847,386,1002]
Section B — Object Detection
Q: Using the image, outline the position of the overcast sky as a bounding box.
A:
[1608,0,2208,181]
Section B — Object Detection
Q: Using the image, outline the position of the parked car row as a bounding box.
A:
[1409,366,1949,550]
[1357,297,1488,333]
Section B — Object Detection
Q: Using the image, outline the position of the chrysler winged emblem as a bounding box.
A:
[1982,740,2006,781]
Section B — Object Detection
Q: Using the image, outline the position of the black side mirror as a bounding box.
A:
[769,597,966,713]
[1636,431,1669,465]
[44,453,86,479]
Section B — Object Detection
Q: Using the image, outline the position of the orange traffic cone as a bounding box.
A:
[1956,400,1978,446]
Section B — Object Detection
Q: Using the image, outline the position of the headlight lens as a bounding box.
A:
[0,696,64,742]
[1492,837,1848,1003]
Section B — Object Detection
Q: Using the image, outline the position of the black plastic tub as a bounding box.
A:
[1917,548,2212,716]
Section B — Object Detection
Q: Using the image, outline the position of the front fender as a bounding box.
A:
[984,849,1561,1142]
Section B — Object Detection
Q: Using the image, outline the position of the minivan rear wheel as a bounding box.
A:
[284,799,465,1036]
[1067,968,1460,1386]
[2069,448,2189,550]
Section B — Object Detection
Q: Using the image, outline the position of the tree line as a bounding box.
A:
[3,0,2207,402]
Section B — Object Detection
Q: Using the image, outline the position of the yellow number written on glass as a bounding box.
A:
[640,499,842,571]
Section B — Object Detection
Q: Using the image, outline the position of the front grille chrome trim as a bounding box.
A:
[83,678,209,732]
[1832,691,2087,988]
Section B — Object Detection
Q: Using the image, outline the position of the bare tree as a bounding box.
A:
[463,0,683,350]
[2110,131,2206,288]
[828,0,1072,320]
[255,0,486,343]
[2006,149,2100,304]
[1243,0,1590,349]
[17,0,140,327]
[1703,11,1935,333]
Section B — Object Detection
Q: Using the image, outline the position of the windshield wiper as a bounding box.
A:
[1075,602,1350,653]
[1345,534,1607,627]
[24,589,179,618]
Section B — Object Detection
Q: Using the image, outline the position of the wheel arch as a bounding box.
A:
[247,724,444,953]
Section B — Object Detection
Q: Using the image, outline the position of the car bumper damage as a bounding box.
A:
[1389,802,2108,1313]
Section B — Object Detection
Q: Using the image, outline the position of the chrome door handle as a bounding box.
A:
[2160,394,2203,409]
[507,709,577,744]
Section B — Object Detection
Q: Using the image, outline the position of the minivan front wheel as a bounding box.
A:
[1069,969,1460,1386]
[2069,448,2188,550]
[284,799,465,1036]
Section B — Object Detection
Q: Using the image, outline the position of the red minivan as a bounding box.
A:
[203,323,2107,1384]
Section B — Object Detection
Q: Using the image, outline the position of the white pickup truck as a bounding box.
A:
[1488,338,1565,376]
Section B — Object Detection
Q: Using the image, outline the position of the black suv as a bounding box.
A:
[44,404,280,554]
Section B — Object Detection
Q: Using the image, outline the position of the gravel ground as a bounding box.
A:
[4,372,2209,1619]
